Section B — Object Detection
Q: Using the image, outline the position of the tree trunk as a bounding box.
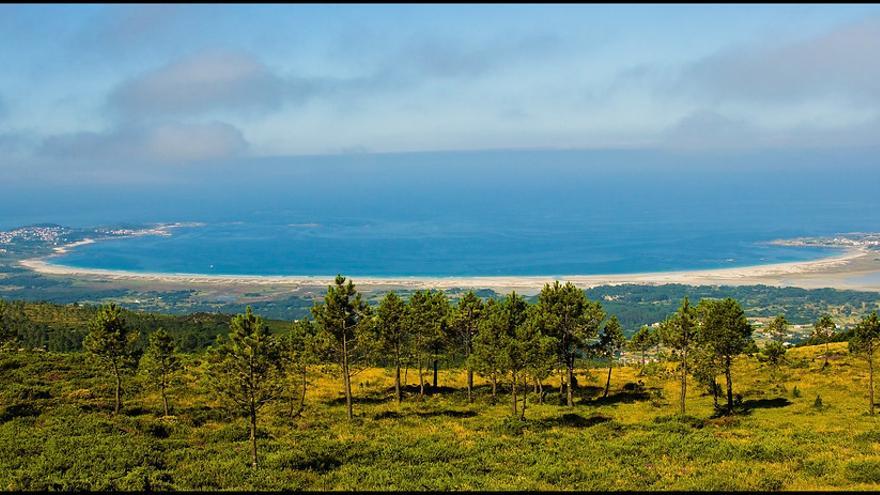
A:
[395,359,402,404]
[113,361,121,415]
[567,361,575,407]
[249,405,258,469]
[725,356,734,415]
[342,334,353,420]
[679,352,687,416]
[537,378,544,404]
[603,362,613,398]
[558,369,566,402]
[292,369,307,419]
[520,375,528,420]
[711,380,719,410]
[467,367,474,403]
[511,371,518,416]
[161,377,169,417]
[418,359,425,398]
[870,348,875,416]
[432,359,439,388]
[491,374,497,399]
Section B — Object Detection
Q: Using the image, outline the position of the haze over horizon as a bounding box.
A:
[2,4,880,234]
[1,4,880,187]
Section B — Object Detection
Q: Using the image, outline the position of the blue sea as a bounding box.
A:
[6,149,880,277]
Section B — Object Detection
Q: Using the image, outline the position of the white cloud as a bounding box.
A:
[109,50,288,118]
[39,121,248,163]
[680,16,880,105]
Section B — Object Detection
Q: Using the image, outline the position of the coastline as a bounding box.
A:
[19,245,880,294]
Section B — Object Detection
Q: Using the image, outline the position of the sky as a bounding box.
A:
[1,4,880,186]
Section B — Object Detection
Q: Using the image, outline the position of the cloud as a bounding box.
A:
[78,5,181,50]
[109,50,290,118]
[107,31,562,121]
[39,121,248,163]
[660,110,762,149]
[661,109,880,150]
[679,16,880,105]
[390,33,560,81]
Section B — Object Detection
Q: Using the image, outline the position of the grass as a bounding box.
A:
[2,342,880,490]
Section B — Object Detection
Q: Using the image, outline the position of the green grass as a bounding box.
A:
[2,342,880,490]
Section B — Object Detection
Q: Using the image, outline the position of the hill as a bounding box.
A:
[2,341,879,490]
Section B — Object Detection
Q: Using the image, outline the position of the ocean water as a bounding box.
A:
[7,149,880,277]
[52,219,842,277]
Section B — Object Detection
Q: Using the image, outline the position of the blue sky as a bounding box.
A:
[1,4,879,183]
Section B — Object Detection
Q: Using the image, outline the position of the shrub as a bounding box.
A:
[494,416,528,436]
[0,403,41,422]
[846,460,880,483]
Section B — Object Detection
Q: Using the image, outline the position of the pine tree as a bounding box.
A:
[449,291,484,403]
[849,312,880,415]
[492,292,530,415]
[765,314,790,343]
[286,318,319,419]
[813,314,836,368]
[311,275,373,419]
[760,340,788,388]
[141,328,180,416]
[510,309,557,419]
[628,325,657,367]
[375,292,410,403]
[531,281,605,406]
[658,297,698,415]
[205,307,286,468]
[84,303,139,415]
[407,290,449,396]
[595,315,626,398]
[698,298,754,415]
[690,343,724,410]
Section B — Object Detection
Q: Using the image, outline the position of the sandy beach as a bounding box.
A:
[19,246,880,295]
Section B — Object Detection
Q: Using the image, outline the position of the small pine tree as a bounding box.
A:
[141,328,180,416]
[310,275,373,420]
[849,312,880,416]
[286,318,319,419]
[658,297,698,415]
[470,298,507,402]
[765,314,790,343]
[629,325,657,367]
[84,303,139,415]
[206,307,286,468]
[449,291,485,403]
[761,341,788,369]
[595,316,626,399]
[374,292,410,403]
[698,298,754,415]
[813,314,836,368]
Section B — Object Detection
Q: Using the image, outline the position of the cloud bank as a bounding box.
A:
[39,122,248,164]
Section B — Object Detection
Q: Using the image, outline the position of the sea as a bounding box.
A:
[5,148,880,277]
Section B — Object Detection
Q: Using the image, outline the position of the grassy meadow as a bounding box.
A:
[2,341,880,490]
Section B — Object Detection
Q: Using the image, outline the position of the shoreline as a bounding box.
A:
[19,246,880,294]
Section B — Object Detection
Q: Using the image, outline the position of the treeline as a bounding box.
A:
[586,284,880,329]
[0,301,257,353]
[5,275,879,470]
